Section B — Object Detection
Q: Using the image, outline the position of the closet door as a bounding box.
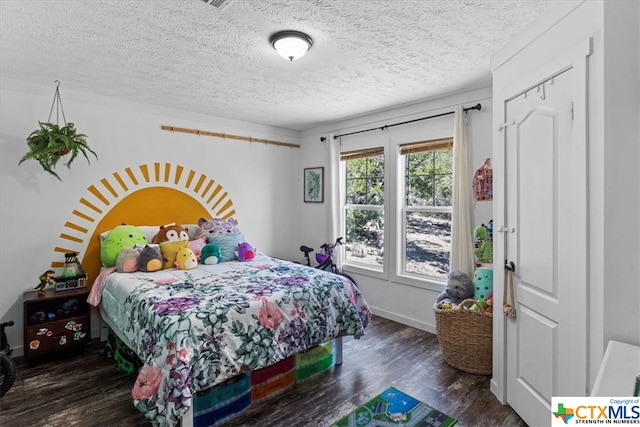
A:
[502,51,588,426]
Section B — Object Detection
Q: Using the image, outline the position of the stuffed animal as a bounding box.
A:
[235,242,255,262]
[116,247,141,273]
[470,297,488,312]
[100,225,148,268]
[473,267,494,300]
[199,243,221,265]
[174,246,198,270]
[436,270,474,304]
[151,224,189,245]
[474,224,493,264]
[137,245,164,272]
[485,294,494,314]
[193,217,241,240]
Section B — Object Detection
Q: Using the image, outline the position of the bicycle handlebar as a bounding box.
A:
[321,237,344,250]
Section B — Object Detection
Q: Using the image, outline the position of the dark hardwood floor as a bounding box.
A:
[0,316,527,427]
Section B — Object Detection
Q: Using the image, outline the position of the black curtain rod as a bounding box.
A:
[321,103,481,141]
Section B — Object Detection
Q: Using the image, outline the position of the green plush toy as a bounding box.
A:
[199,243,221,265]
[474,224,493,264]
[100,225,148,268]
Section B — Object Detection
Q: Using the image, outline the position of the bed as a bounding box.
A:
[87,220,371,427]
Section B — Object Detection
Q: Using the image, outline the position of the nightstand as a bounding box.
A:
[23,288,90,361]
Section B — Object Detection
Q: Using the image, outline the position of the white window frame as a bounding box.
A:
[338,135,454,290]
[340,146,389,280]
[393,138,454,288]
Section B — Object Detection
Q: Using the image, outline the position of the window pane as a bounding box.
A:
[405,211,451,278]
[345,208,384,268]
[434,174,453,206]
[405,150,452,207]
[344,153,385,270]
[345,155,384,205]
[403,145,453,280]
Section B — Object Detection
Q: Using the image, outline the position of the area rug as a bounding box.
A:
[330,387,457,427]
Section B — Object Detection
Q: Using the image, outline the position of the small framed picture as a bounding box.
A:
[304,167,324,203]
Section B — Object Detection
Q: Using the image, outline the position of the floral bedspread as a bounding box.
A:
[98,254,371,427]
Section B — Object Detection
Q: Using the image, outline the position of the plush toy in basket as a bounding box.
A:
[434,271,474,309]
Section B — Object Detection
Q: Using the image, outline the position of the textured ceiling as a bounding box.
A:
[0,0,555,131]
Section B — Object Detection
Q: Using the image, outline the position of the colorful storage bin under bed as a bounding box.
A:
[193,373,251,427]
[112,339,337,426]
[250,355,296,401]
[295,340,335,382]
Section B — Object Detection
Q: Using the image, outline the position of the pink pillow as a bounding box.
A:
[188,237,207,256]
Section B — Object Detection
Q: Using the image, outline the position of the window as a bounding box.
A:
[401,138,453,280]
[340,137,454,282]
[342,147,384,269]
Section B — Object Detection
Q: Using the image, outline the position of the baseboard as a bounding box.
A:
[370,306,437,335]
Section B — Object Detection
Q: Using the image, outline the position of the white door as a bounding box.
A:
[503,67,587,427]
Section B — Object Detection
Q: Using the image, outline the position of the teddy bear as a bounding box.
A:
[436,270,474,304]
[151,224,189,244]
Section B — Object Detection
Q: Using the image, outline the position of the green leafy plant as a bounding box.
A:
[19,121,98,181]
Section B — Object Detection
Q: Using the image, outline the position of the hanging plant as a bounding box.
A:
[18,80,98,181]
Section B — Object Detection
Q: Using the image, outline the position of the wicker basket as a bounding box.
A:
[434,298,493,375]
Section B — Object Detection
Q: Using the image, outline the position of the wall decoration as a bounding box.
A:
[304,167,324,203]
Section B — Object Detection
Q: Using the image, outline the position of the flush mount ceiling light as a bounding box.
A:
[270,30,313,62]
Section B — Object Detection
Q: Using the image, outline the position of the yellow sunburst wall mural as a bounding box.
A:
[52,162,236,287]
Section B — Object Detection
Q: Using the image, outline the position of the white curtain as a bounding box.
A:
[326,133,342,268]
[450,106,475,277]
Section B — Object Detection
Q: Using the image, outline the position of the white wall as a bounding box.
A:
[601,0,640,347]
[0,78,301,354]
[298,87,495,333]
